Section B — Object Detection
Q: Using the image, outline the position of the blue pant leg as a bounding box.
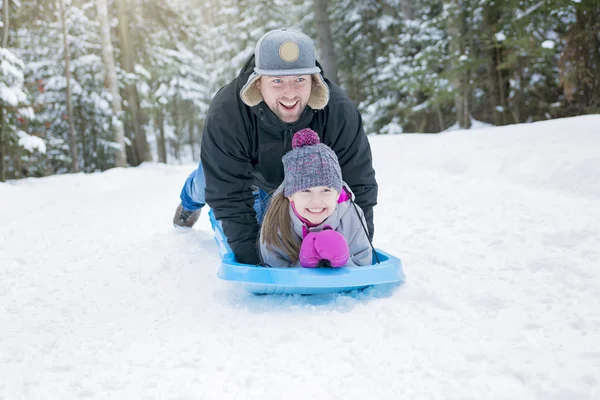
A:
[179,162,206,211]
[253,188,272,225]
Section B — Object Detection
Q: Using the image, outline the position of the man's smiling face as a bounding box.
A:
[256,75,313,123]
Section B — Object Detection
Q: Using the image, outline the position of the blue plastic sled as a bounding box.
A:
[209,209,405,295]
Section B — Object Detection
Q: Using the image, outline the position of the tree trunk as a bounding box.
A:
[435,104,445,132]
[115,0,152,164]
[0,0,6,182]
[91,116,100,170]
[496,48,507,125]
[155,110,167,164]
[511,57,524,124]
[445,0,471,129]
[188,114,196,160]
[172,97,181,161]
[313,0,339,82]
[417,113,427,133]
[14,149,23,178]
[487,46,501,125]
[59,0,80,173]
[401,0,414,20]
[97,0,128,168]
[0,104,5,182]
[483,3,504,126]
[75,104,87,169]
[2,0,9,48]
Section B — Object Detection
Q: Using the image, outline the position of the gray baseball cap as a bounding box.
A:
[254,29,321,76]
[240,28,330,110]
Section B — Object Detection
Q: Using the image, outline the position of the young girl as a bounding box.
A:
[260,128,373,268]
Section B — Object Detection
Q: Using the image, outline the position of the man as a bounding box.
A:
[173,28,378,265]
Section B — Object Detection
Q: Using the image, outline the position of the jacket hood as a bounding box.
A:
[237,54,257,92]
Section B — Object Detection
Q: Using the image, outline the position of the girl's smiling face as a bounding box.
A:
[288,186,339,225]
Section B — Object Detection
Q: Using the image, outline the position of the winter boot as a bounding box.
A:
[173,204,201,228]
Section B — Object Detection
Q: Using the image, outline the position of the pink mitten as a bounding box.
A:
[314,230,350,267]
[299,232,320,268]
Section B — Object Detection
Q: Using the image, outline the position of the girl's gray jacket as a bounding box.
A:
[259,183,373,268]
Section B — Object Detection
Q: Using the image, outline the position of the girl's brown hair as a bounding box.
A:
[260,191,301,263]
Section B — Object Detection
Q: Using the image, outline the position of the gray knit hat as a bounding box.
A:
[282,128,342,197]
[240,28,330,110]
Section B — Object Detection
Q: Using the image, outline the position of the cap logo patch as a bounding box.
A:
[279,41,299,62]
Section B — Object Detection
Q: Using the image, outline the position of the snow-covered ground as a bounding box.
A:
[1,115,599,399]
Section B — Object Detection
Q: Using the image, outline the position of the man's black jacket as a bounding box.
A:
[200,55,378,264]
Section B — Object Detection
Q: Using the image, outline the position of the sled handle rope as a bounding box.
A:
[346,188,381,265]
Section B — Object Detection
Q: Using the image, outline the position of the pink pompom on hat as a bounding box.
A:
[292,128,321,148]
[282,128,343,197]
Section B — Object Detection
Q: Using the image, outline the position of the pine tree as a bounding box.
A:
[0,48,40,181]
[96,0,127,167]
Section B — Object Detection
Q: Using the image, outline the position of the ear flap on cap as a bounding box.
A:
[239,73,330,110]
[307,74,329,110]
[240,72,263,107]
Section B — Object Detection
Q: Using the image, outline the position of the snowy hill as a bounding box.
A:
[1,115,599,399]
